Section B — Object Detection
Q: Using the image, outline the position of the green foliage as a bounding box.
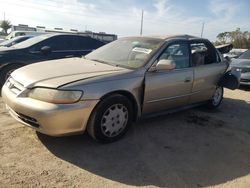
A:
[216,28,250,49]
[0,20,12,34]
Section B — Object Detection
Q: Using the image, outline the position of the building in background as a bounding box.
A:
[8,24,117,43]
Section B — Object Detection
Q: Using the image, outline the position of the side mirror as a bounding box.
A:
[155,59,176,71]
[224,56,231,61]
[41,46,51,55]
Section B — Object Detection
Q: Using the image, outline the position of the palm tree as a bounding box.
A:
[0,20,12,34]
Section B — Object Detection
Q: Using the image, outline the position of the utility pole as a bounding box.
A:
[3,12,6,20]
[201,22,205,37]
[140,9,144,36]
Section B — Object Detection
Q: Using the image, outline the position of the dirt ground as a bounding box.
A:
[0,87,250,188]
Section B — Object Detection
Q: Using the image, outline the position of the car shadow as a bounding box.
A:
[37,97,250,188]
[239,85,250,91]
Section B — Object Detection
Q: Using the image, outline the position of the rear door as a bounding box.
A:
[143,41,194,114]
[189,39,228,104]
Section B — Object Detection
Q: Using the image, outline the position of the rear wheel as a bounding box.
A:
[87,94,133,143]
[207,86,224,109]
[0,64,22,88]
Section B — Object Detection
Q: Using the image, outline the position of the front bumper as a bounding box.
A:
[1,84,99,136]
[240,72,250,85]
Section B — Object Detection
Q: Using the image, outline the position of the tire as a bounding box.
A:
[207,86,224,109]
[87,94,133,143]
[0,64,22,88]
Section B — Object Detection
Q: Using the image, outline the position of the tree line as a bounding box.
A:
[214,28,250,49]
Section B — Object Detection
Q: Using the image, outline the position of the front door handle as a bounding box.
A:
[65,55,74,58]
[184,77,191,83]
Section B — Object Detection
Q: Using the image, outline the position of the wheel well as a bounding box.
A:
[100,91,139,121]
[0,63,24,86]
[1,63,24,71]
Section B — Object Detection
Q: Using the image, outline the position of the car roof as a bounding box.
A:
[122,34,205,41]
[153,35,202,40]
[41,33,91,38]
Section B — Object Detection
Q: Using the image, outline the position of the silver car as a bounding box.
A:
[230,49,250,86]
[2,35,238,142]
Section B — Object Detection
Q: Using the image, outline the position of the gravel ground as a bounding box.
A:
[0,87,250,188]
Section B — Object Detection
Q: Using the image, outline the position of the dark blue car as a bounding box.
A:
[0,33,105,86]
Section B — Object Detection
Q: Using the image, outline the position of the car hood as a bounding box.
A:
[230,58,250,67]
[11,58,129,88]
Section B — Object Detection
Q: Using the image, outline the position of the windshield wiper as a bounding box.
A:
[89,58,113,65]
[86,58,133,69]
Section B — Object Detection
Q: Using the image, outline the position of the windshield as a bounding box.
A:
[238,50,250,59]
[0,36,30,47]
[12,35,51,48]
[85,37,164,69]
[0,37,18,46]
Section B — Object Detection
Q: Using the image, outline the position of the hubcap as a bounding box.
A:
[212,87,222,106]
[101,104,128,137]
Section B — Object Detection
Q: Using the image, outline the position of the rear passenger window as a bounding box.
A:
[190,41,217,66]
[159,43,190,69]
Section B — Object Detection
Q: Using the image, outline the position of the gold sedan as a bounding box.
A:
[2,35,239,142]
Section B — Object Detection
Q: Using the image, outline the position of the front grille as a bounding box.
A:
[241,68,250,73]
[6,77,25,95]
[240,78,250,83]
[16,112,40,128]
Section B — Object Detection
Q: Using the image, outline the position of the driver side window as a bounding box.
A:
[30,38,52,52]
[159,43,190,69]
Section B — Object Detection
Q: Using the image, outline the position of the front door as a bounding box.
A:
[143,41,194,115]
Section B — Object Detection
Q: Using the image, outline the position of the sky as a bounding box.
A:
[0,0,249,41]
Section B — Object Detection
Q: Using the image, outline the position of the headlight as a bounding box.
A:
[28,88,83,104]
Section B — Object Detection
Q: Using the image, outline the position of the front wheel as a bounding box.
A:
[87,94,133,143]
[207,86,224,109]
